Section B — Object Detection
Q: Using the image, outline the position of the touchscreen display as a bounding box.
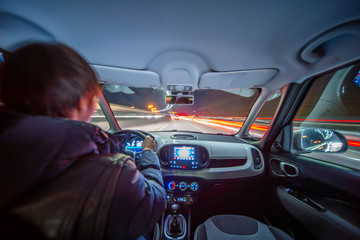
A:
[170,146,198,169]
[173,146,195,160]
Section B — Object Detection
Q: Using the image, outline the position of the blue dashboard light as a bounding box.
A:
[167,181,176,190]
[354,70,360,87]
[190,182,199,191]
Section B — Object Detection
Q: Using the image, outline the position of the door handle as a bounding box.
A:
[280,162,299,177]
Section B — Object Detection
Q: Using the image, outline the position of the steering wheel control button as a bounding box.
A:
[168,181,176,191]
[179,181,187,191]
[190,182,199,191]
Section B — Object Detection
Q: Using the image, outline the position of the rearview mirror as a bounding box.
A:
[165,95,194,105]
[293,128,348,153]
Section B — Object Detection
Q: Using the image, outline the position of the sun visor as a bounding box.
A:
[199,68,278,89]
[92,65,161,88]
[0,12,54,51]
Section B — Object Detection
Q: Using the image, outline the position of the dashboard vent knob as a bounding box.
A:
[251,148,263,170]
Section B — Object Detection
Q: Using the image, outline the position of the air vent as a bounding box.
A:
[170,134,197,140]
[251,148,262,170]
[208,158,247,168]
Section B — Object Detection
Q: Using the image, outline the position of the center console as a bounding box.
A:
[159,144,209,240]
[161,176,204,240]
[159,145,208,239]
[157,142,264,239]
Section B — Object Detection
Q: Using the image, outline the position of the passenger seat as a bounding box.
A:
[194,215,293,240]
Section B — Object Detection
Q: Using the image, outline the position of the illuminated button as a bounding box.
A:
[190,182,199,191]
[176,196,188,202]
[179,181,187,191]
[167,181,176,191]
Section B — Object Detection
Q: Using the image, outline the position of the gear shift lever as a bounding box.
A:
[170,215,182,234]
[164,214,186,239]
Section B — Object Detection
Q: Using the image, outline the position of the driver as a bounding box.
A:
[0,43,166,239]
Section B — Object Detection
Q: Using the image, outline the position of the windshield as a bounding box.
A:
[101,84,259,134]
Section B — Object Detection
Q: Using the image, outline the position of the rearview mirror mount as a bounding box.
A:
[165,95,194,105]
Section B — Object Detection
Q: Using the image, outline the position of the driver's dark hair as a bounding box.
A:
[0,42,100,118]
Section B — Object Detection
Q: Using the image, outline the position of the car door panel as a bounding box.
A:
[267,153,360,240]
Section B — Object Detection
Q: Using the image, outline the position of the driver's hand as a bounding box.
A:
[142,135,157,152]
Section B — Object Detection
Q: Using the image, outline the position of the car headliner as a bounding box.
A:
[1,0,360,91]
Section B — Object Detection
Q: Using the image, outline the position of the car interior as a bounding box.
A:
[0,1,360,239]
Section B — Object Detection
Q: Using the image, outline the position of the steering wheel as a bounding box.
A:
[113,130,155,161]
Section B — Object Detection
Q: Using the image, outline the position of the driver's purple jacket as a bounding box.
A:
[0,107,166,239]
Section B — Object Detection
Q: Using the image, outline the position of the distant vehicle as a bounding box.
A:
[171,115,180,120]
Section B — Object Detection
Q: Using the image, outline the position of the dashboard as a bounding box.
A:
[116,131,265,206]
[153,132,264,180]
[153,132,265,206]
[117,131,265,179]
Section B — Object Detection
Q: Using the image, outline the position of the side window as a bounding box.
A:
[248,91,282,139]
[90,103,110,131]
[293,63,360,168]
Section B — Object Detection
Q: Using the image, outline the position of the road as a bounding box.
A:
[112,116,240,134]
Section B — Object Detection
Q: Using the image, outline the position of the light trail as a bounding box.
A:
[196,118,243,127]
[193,118,270,132]
[348,141,360,148]
[294,119,360,123]
[192,118,239,132]
[94,109,360,148]
[92,115,165,119]
[187,117,360,148]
